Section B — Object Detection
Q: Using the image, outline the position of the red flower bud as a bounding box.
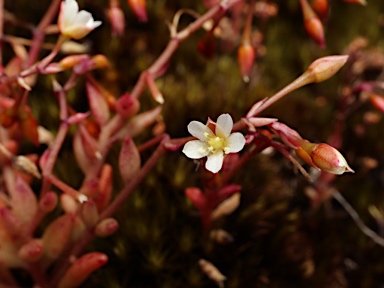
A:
[58,252,108,288]
[237,42,256,83]
[128,0,148,22]
[300,0,326,48]
[312,0,328,20]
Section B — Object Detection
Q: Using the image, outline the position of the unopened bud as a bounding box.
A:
[146,74,164,104]
[86,82,110,126]
[95,218,119,237]
[299,142,354,175]
[18,239,44,262]
[58,252,108,288]
[185,187,206,212]
[128,0,148,22]
[115,93,140,118]
[300,0,326,48]
[313,0,328,20]
[61,194,79,213]
[237,42,256,83]
[37,126,54,147]
[91,54,110,69]
[59,55,89,70]
[109,1,125,37]
[211,193,241,220]
[306,55,349,83]
[119,136,141,182]
[11,177,38,225]
[66,112,90,125]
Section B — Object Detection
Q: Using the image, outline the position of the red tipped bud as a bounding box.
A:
[58,252,108,288]
[115,93,140,118]
[42,213,75,259]
[312,0,328,20]
[298,142,354,175]
[109,1,125,37]
[18,239,44,262]
[369,93,384,113]
[300,0,326,48]
[95,218,119,237]
[237,43,256,83]
[128,0,148,22]
[119,136,141,182]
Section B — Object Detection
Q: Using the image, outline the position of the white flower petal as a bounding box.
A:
[64,0,78,25]
[73,10,93,26]
[216,114,233,138]
[182,140,209,159]
[88,20,102,29]
[187,121,214,141]
[225,132,246,154]
[205,151,224,173]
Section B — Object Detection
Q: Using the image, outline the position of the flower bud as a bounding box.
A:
[369,93,384,113]
[119,136,141,182]
[270,122,304,148]
[128,0,148,22]
[66,112,90,125]
[237,42,256,83]
[300,0,326,48]
[306,55,349,83]
[42,213,75,260]
[95,218,119,237]
[61,194,80,213]
[18,239,44,262]
[109,1,125,37]
[299,142,354,175]
[146,74,164,104]
[211,193,241,220]
[115,93,140,118]
[12,155,41,179]
[91,54,110,69]
[59,55,90,70]
[313,0,328,20]
[58,252,108,288]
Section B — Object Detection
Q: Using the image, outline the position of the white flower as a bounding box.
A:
[182,114,246,173]
[58,0,102,40]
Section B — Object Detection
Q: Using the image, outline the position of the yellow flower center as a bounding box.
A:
[207,136,226,153]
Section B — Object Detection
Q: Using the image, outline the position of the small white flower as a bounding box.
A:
[58,0,102,40]
[182,114,246,173]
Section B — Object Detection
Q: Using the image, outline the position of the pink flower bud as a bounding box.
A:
[66,112,90,125]
[108,1,125,37]
[58,252,108,288]
[81,200,99,228]
[42,213,75,259]
[237,42,256,83]
[95,218,119,237]
[115,93,140,119]
[18,239,44,262]
[300,142,354,175]
[39,192,58,213]
[86,82,110,126]
[306,55,349,83]
[300,0,326,48]
[128,0,148,22]
[119,136,141,182]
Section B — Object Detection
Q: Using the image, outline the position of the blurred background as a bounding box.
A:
[4,0,384,287]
